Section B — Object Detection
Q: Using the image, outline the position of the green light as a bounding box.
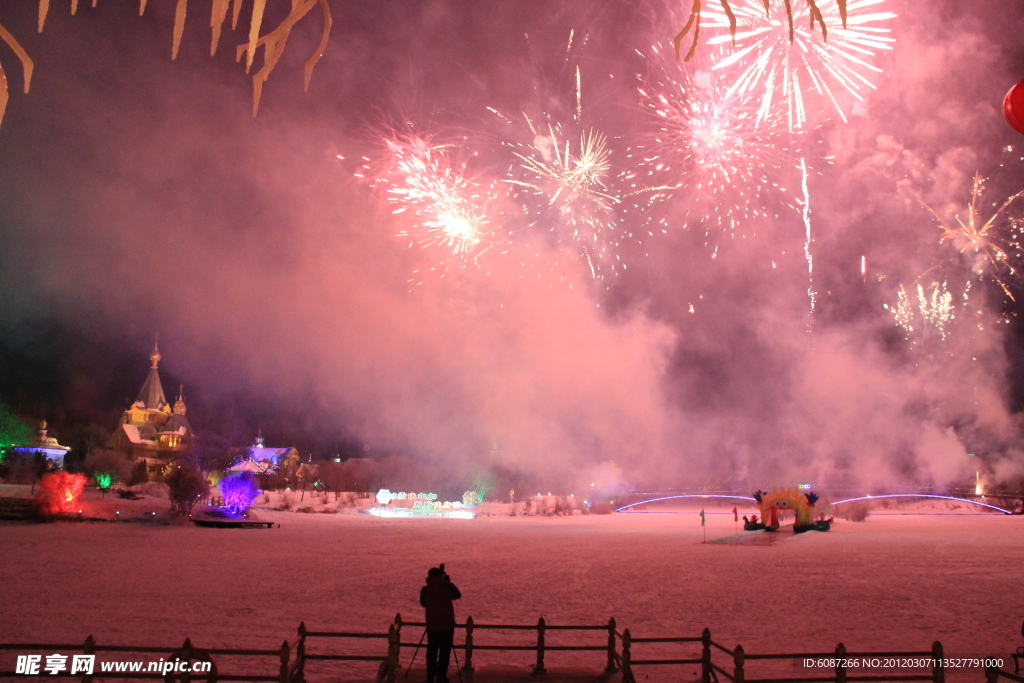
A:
[95,472,113,489]
[967,453,976,457]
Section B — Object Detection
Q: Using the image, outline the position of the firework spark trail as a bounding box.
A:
[923,172,1024,302]
[575,66,582,122]
[625,46,789,241]
[705,0,895,130]
[800,157,815,313]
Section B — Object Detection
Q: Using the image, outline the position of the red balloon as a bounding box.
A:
[1005,78,1024,135]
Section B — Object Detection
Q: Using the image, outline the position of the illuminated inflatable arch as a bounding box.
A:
[751,487,830,532]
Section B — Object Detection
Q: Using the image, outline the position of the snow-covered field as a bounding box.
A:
[1,490,1021,682]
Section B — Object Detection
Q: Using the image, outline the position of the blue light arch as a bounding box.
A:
[615,494,756,513]
[831,494,1014,515]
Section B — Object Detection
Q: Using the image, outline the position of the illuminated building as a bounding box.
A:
[107,342,192,474]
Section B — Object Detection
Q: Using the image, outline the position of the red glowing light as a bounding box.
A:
[36,472,86,514]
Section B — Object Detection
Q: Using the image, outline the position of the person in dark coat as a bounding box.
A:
[419,566,462,683]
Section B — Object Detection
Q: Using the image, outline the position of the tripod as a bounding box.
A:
[404,630,464,683]
[403,630,427,679]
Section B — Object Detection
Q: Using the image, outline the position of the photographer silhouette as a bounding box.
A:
[418,565,462,683]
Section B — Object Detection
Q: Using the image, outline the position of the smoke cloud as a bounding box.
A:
[0,0,1022,493]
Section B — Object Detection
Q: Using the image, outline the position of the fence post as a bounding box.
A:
[732,645,745,683]
[606,618,617,672]
[620,630,633,683]
[464,616,474,672]
[82,636,95,683]
[394,613,403,666]
[180,638,193,683]
[295,622,307,683]
[701,629,711,683]
[931,641,944,683]
[279,640,289,683]
[835,643,847,683]
[386,624,398,683]
[534,617,546,674]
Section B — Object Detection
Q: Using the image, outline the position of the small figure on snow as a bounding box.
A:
[420,564,462,683]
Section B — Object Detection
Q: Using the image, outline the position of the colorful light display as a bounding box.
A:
[35,471,86,515]
[370,489,477,518]
[219,473,260,515]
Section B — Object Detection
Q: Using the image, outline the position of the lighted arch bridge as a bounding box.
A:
[613,493,1020,515]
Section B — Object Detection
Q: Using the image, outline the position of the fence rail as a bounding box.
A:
[0,636,288,682]
[2,622,1015,683]
[987,666,1024,683]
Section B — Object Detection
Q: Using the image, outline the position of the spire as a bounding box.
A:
[254,429,265,448]
[173,385,187,415]
[150,336,162,369]
[136,339,168,411]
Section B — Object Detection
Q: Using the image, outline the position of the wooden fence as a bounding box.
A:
[650,633,945,683]
[291,617,966,683]
[2,624,1018,683]
[986,665,1024,683]
[0,636,289,681]
[292,614,618,681]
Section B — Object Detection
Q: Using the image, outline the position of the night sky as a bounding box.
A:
[1,0,1023,491]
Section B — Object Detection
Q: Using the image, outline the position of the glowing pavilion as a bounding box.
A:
[10,420,70,470]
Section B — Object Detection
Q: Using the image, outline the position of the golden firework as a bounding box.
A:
[923,173,1024,301]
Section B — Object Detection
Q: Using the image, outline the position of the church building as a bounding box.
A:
[108,343,193,473]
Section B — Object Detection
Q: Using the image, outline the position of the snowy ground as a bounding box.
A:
[1,488,1021,682]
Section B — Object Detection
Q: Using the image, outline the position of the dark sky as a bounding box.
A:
[1,0,1023,491]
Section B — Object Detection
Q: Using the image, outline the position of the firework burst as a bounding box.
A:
[923,173,1024,301]
[624,46,789,240]
[366,134,501,268]
[704,0,895,131]
[505,117,624,279]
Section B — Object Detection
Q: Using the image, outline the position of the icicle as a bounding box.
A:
[246,0,268,71]
[718,0,737,46]
[139,0,148,15]
[672,0,702,62]
[211,0,230,56]
[783,0,794,43]
[0,61,8,128]
[806,0,827,39]
[172,0,187,60]
[38,0,50,32]
[303,0,332,91]
[0,24,34,93]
